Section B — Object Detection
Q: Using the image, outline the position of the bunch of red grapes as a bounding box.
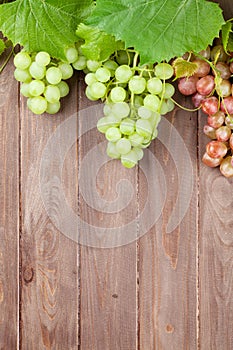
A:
[177,43,233,178]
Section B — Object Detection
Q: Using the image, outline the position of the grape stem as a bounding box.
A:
[171,97,202,112]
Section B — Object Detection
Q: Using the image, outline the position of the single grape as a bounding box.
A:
[57,81,70,98]
[86,60,102,72]
[192,92,206,107]
[207,111,225,129]
[95,67,111,83]
[46,67,62,85]
[203,125,217,139]
[147,77,163,95]
[143,94,160,112]
[14,68,32,83]
[72,56,87,70]
[28,80,45,97]
[201,96,219,115]
[116,138,132,155]
[14,51,31,70]
[89,82,107,99]
[85,86,99,101]
[129,76,146,94]
[115,65,133,83]
[210,45,228,63]
[35,52,51,67]
[134,147,144,161]
[27,96,47,115]
[229,133,233,150]
[46,101,61,114]
[97,117,111,133]
[128,133,144,147]
[20,83,32,97]
[193,59,210,77]
[166,99,175,112]
[159,100,169,115]
[225,115,233,129]
[120,118,135,135]
[65,47,78,63]
[136,119,152,138]
[116,50,134,65]
[103,103,113,116]
[216,79,231,98]
[105,127,122,142]
[198,46,211,59]
[44,85,61,103]
[202,152,222,167]
[220,156,233,178]
[154,63,174,80]
[214,62,231,79]
[106,142,121,159]
[196,75,215,95]
[112,102,130,119]
[85,73,98,86]
[110,87,126,102]
[103,60,119,73]
[206,140,228,158]
[58,62,73,80]
[121,150,138,168]
[178,76,198,96]
[220,97,233,114]
[138,106,152,119]
[215,126,231,142]
[29,62,46,80]
[161,83,175,99]
[134,95,144,108]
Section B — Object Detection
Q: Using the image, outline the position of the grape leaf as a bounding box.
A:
[76,23,124,61]
[0,0,93,60]
[172,58,198,79]
[86,0,225,64]
[222,21,233,53]
[0,39,5,55]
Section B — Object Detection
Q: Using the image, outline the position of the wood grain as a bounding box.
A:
[20,74,79,349]
[78,75,138,350]
[139,100,198,350]
[0,53,19,349]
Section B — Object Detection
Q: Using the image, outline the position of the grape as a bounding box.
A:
[20,83,32,97]
[97,117,111,133]
[216,79,231,98]
[120,118,135,135]
[230,62,233,74]
[27,96,47,115]
[147,77,163,95]
[154,63,174,80]
[85,86,99,101]
[206,140,227,158]
[143,94,160,112]
[198,46,211,59]
[161,83,175,98]
[57,81,69,98]
[14,68,32,83]
[116,138,131,154]
[106,142,121,159]
[46,67,62,85]
[193,59,210,77]
[28,80,45,97]
[116,50,133,65]
[115,65,133,83]
[29,62,46,80]
[35,52,51,67]
[134,95,144,108]
[134,147,144,161]
[207,111,225,129]
[166,99,175,112]
[215,62,231,79]
[178,76,198,96]
[196,75,215,95]
[215,126,231,142]
[103,60,119,73]
[121,150,138,168]
[89,82,107,99]
[230,134,233,150]
[203,125,217,139]
[58,62,73,80]
[86,60,102,72]
[136,119,152,138]
[110,87,126,102]
[201,96,219,115]
[220,97,233,114]
[103,103,113,116]
[95,67,111,83]
[128,133,144,147]
[72,56,87,70]
[65,47,78,63]
[220,156,233,178]
[112,102,130,119]
[44,85,61,103]
[138,106,152,119]
[202,152,222,167]
[14,51,31,70]
[105,127,122,142]
[210,45,228,63]
[192,92,206,107]
[46,101,61,114]
[129,76,146,94]
[225,115,233,129]
[85,73,98,86]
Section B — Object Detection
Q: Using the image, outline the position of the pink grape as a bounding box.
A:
[203,125,217,139]
[202,152,222,167]
[192,92,206,107]
[201,96,219,115]
[206,140,228,158]
[214,62,231,79]
[196,75,215,96]
[215,126,231,142]
[220,156,233,178]
[207,111,225,128]
[178,76,198,96]
[193,59,210,77]
[220,96,233,114]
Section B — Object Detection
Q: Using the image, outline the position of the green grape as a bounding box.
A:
[112,102,130,119]
[116,50,134,65]
[97,117,111,133]
[161,83,175,98]
[103,103,113,116]
[14,68,32,83]
[134,95,144,108]
[35,52,51,67]
[27,96,47,115]
[128,132,144,147]
[120,118,135,135]
[85,86,99,101]
[107,142,121,159]
[143,94,160,112]
[20,83,32,97]
[151,128,158,140]
[159,100,169,115]
[72,56,87,70]
[89,82,107,99]
[136,119,152,138]
[134,147,144,161]
[148,112,161,127]
[121,150,138,168]
[103,60,119,76]
[154,63,174,80]
[95,67,111,83]
[58,62,73,80]
[28,80,45,96]
[57,81,69,98]
[14,51,31,70]
[115,65,133,83]
[110,87,126,103]
[85,73,98,86]
[46,101,61,114]
[29,62,46,80]
[166,99,175,112]
[105,115,121,127]
[138,106,152,119]
[116,138,132,155]
[105,127,122,142]
[44,85,61,103]
[128,76,146,94]
[86,60,102,72]
[147,77,163,95]
[46,67,62,85]
[65,47,78,63]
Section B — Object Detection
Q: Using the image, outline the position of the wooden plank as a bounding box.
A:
[20,74,79,349]
[0,54,19,348]
[78,75,138,350]
[139,100,198,349]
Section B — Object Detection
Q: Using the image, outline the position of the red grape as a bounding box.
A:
[230,133,233,150]
[203,125,217,139]
[220,96,233,114]
[206,140,228,158]
[210,45,228,62]
[196,75,215,95]
[192,92,206,107]
[216,79,231,97]
[229,61,233,74]
[178,76,198,96]
[215,126,231,142]
[198,46,211,59]
[193,59,210,77]
[207,111,225,128]
[214,62,231,79]
[220,156,233,177]
[201,96,219,115]
[202,152,222,167]
[225,115,233,129]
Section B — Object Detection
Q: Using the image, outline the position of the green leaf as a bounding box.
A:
[0,0,93,60]
[87,0,225,64]
[76,23,124,61]
[0,39,6,55]
[222,20,233,53]
[172,58,198,79]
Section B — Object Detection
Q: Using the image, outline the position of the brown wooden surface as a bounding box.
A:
[0,1,233,349]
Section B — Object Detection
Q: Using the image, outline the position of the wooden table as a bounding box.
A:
[0,1,233,348]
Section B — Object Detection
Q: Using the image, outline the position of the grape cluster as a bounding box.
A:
[13,47,81,114]
[74,49,175,168]
[177,43,233,178]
